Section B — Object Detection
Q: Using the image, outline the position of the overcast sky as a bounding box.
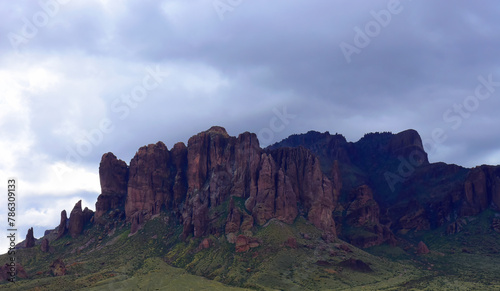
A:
[1,0,500,252]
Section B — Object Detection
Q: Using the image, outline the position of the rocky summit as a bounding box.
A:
[3,126,500,290]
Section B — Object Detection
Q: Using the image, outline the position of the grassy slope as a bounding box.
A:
[1,211,499,290]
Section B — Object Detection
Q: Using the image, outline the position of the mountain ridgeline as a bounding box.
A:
[7,126,500,290]
[58,126,499,248]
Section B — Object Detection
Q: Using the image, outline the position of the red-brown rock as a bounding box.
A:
[461,166,500,216]
[197,238,212,251]
[225,197,242,234]
[41,238,50,252]
[25,227,35,248]
[346,185,379,226]
[285,237,297,249]
[170,142,188,219]
[183,128,262,239]
[344,185,396,248]
[0,263,28,281]
[398,200,430,231]
[125,142,172,221]
[56,210,68,240]
[95,152,129,220]
[130,211,146,235]
[235,235,260,252]
[68,200,92,238]
[417,241,430,255]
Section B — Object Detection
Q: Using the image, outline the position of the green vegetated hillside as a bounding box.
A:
[2,211,500,290]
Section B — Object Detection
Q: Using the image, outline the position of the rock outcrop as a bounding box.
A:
[56,210,68,239]
[46,127,500,253]
[235,235,260,252]
[461,165,500,216]
[179,127,338,239]
[387,129,429,166]
[68,201,93,238]
[50,259,66,276]
[126,142,172,220]
[269,147,338,235]
[41,238,50,252]
[417,241,430,255]
[95,153,129,220]
[344,185,396,248]
[397,200,431,231]
[25,227,35,248]
[0,263,28,281]
[125,141,188,231]
[225,197,253,235]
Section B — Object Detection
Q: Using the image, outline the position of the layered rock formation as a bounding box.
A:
[344,185,396,247]
[269,128,500,242]
[94,126,338,241]
[387,129,429,165]
[68,201,93,238]
[461,165,500,216]
[39,126,499,252]
[56,210,68,239]
[181,127,337,239]
[124,141,188,234]
[95,153,129,220]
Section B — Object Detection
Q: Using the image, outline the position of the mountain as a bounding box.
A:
[2,126,500,290]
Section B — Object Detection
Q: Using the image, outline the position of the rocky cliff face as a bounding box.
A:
[387,129,429,165]
[34,126,499,251]
[267,128,500,244]
[25,227,35,248]
[92,127,338,240]
[125,141,172,222]
[124,140,188,233]
[343,185,396,247]
[95,153,129,220]
[462,165,500,216]
[56,210,68,239]
[180,127,338,239]
[68,200,93,238]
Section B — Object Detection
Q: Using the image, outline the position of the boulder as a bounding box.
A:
[417,241,430,255]
[50,259,66,276]
[235,235,260,252]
